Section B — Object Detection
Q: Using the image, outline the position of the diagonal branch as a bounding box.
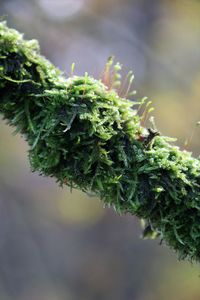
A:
[1,22,200,262]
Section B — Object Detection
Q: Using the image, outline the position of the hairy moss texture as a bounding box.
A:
[1,22,200,261]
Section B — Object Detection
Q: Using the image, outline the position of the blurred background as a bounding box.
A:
[1,0,200,299]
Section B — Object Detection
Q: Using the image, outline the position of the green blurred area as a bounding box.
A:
[1,0,200,299]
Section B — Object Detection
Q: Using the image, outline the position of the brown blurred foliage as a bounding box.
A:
[1,0,200,299]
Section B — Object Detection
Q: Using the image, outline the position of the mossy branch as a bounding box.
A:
[1,22,200,262]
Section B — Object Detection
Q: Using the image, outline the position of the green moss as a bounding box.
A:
[1,21,200,262]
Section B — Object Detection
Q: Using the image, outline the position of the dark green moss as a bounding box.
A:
[1,21,200,262]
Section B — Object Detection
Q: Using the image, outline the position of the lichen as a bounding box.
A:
[1,21,200,262]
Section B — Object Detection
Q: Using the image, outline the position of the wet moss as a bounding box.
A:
[1,22,200,262]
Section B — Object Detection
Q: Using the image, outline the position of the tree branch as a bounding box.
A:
[1,21,200,261]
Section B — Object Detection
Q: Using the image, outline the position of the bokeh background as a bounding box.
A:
[1,0,200,299]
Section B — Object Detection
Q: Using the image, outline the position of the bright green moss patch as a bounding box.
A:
[1,21,200,262]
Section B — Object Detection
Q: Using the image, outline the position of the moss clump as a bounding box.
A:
[1,21,200,262]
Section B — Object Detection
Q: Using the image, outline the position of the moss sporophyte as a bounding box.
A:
[1,21,200,262]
